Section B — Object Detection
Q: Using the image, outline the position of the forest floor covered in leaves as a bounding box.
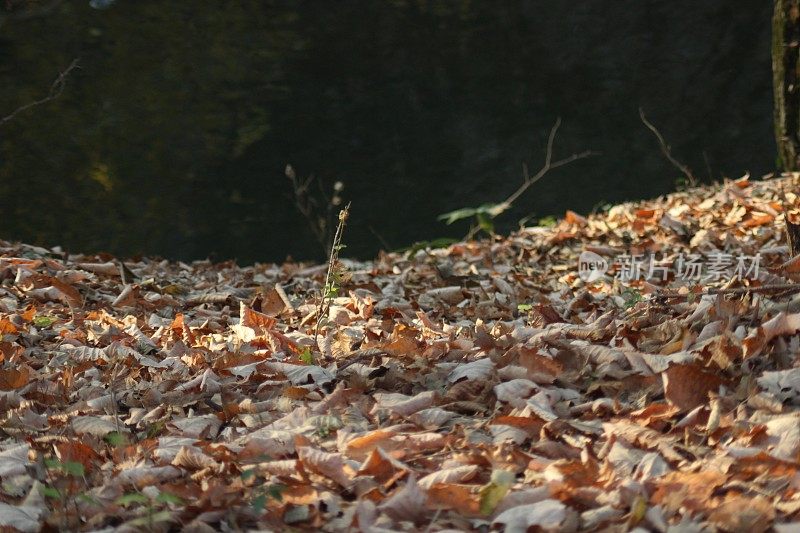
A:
[4,176,800,531]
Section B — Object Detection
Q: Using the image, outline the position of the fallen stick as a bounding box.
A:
[656,283,800,299]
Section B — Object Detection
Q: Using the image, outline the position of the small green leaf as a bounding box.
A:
[77,493,101,506]
[62,460,85,477]
[252,493,267,514]
[517,304,532,312]
[621,288,644,309]
[116,492,149,506]
[323,282,339,299]
[402,237,458,257]
[299,347,314,365]
[437,207,478,225]
[129,510,172,527]
[104,431,127,447]
[33,315,55,328]
[155,491,183,505]
[538,215,557,227]
[267,484,286,502]
[145,421,165,439]
[479,470,514,515]
[41,486,62,499]
[476,212,494,233]
[43,458,63,470]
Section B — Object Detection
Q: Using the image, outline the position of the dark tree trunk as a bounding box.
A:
[774,0,800,171]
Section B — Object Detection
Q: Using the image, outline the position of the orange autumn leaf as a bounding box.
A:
[426,483,482,516]
[19,306,36,322]
[344,428,397,460]
[49,276,82,307]
[742,212,774,227]
[708,494,774,533]
[662,363,726,411]
[651,470,727,512]
[55,440,100,472]
[357,448,409,488]
[0,318,18,334]
[239,301,277,331]
[0,366,30,390]
[282,386,311,400]
[564,210,587,226]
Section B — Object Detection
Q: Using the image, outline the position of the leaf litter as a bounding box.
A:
[3,175,800,530]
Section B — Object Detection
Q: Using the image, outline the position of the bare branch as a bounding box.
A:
[657,283,800,299]
[501,118,598,209]
[0,58,79,127]
[639,107,697,187]
[286,165,328,252]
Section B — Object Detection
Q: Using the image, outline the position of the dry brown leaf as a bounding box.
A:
[418,465,479,489]
[377,475,427,522]
[426,483,482,516]
[297,447,355,488]
[343,428,398,460]
[651,470,727,512]
[662,363,725,411]
[0,366,29,390]
[492,499,570,532]
[708,495,774,533]
[743,312,800,358]
[172,445,219,470]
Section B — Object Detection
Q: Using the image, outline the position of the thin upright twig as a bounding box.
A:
[639,107,697,187]
[315,202,350,341]
[0,58,79,127]
[500,118,598,210]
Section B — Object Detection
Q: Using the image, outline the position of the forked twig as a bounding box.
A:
[501,118,598,209]
[0,58,79,127]
[639,107,697,187]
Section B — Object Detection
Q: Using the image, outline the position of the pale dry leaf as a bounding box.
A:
[447,357,495,383]
[492,499,569,533]
[765,415,800,462]
[494,379,538,403]
[297,446,355,488]
[408,407,457,429]
[171,445,219,470]
[71,415,120,436]
[377,475,427,522]
[0,444,30,477]
[371,390,437,417]
[0,502,43,533]
[708,495,774,533]
[115,465,182,487]
[418,465,479,489]
[743,312,800,358]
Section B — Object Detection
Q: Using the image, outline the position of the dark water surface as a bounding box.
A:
[0,1,774,263]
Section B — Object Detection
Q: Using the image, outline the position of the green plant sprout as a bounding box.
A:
[299,346,315,365]
[438,118,596,238]
[115,490,183,529]
[240,469,286,514]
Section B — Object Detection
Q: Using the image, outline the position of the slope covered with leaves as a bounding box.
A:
[2,175,800,531]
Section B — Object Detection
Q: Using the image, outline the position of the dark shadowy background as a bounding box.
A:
[0,1,774,263]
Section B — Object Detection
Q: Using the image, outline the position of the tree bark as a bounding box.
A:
[774,0,800,171]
